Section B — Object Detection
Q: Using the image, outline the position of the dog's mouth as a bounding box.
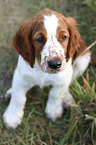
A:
[46,68,61,74]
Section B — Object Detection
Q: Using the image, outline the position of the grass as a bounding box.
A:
[0,0,96,144]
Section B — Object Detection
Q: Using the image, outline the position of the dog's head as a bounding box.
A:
[13,9,80,73]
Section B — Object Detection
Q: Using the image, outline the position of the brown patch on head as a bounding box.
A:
[12,11,47,67]
[57,17,69,59]
[32,19,47,65]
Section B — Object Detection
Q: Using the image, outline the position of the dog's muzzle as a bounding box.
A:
[40,57,66,74]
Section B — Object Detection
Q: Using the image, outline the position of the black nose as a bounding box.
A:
[48,60,62,70]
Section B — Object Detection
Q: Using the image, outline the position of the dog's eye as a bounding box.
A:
[37,37,45,43]
[60,35,67,42]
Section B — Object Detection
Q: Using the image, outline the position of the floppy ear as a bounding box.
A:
[65,17,80,60]
[12,19,36,67]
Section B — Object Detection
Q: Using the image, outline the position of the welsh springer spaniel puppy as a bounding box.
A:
[3,9,91,129]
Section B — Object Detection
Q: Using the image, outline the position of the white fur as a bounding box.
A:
[3,14,91,129]
[3,56,73,128]
[73,52,91,78]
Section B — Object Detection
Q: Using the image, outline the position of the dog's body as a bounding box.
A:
[3,9,91,129]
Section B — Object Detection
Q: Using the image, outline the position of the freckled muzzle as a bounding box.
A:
[40,56,66,74]
[47,57,66,73]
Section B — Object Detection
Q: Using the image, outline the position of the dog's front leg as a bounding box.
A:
[3,68,33,129]
[3,89,26,129]
[45,86,65,121]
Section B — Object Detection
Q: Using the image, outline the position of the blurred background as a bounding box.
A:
[0,0,96,144]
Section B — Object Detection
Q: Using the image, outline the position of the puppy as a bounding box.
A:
[3,9,91,129]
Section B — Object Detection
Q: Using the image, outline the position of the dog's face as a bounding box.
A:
[13,9,80,74]
[32,14,70,73]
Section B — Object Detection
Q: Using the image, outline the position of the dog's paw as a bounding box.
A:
[3,110,23,129]
[45,103,63,121]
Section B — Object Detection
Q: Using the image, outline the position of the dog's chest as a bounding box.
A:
[30,59,73,88]
[18,56,73,88]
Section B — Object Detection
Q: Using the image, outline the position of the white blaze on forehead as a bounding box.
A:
[44,14,58,37]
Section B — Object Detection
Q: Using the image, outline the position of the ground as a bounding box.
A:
[0,0,96,144]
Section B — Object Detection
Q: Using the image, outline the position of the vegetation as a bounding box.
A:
[0,0,96,144]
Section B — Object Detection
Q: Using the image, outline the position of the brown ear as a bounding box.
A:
[65,17,80,60]
[12,20,36,67]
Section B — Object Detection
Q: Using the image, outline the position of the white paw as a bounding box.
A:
[45,103,63,121]
[5,88,12,99]
[3,109,23,129]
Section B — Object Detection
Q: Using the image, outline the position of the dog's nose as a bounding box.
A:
[48,60,62,70]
